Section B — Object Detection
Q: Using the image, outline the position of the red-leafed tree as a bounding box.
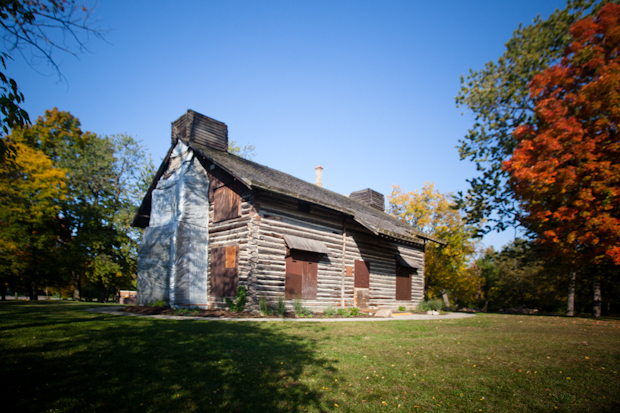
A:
[504,3,620,318]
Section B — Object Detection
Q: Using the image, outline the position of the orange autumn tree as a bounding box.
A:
[504,3,620,317]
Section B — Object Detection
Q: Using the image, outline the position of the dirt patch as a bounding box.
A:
[123,305,372,319]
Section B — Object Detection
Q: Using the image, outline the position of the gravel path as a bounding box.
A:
[85,306,476,322]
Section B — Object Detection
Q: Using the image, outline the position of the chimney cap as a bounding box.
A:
[315,165,323,169]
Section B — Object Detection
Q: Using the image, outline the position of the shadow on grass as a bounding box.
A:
[1,301,339,412]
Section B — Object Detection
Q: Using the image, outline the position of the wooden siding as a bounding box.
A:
[207,176,256,308]
[250,190,425,310]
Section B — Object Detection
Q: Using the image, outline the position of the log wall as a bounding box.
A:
[251,191,425,311]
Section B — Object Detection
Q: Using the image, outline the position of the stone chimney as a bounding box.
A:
[314,165,324,187]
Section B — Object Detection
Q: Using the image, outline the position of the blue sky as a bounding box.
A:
[12,0,569,250]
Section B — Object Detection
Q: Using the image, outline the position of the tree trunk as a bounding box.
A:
[72,271,80,301]
[483,300,488,313]
[0,281,5,301]
[29,278,38,301]
[97,281,106,303]
[441,289,451,310]
[592,280,601,319]
[566,270,576,317]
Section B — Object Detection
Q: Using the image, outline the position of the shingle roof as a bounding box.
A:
[132,124,443,246]
[189,142,443,246]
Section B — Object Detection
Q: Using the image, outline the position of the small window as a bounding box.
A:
[213,185,240,223]
[354,260,370,288]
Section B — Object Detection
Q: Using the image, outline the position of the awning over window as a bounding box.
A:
[395,254,419,270]
[283,234,329,254]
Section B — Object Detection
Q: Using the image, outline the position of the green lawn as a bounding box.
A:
[1,301,619,412]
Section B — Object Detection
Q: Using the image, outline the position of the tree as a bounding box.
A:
[504,3,620,318]
[455,0,604,234]
[388,182,479,308]
[228,140,256,160]
[0,138,66,299]
[0,0,105,163]
[8,109,153,301]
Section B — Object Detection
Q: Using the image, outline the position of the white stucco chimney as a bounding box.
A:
[314,165,323,187]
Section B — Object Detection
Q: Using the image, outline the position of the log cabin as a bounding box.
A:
[132,110,443,311]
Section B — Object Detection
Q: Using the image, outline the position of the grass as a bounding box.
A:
[1,301,619,412]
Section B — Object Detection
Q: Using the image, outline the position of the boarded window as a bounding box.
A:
[395,266,412,301]
[285,250,320,299]
[354,260,370,288]
[213,185,240,223]
[210,245,239,297]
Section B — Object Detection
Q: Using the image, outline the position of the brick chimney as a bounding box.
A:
[314,165,323,187]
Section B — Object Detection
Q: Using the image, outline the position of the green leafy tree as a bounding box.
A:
[11,109,153,301]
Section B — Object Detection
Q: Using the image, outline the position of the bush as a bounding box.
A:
[276,296,286,316]
[293,299,303,315]
[428,299,443,311]
[349,307,360,316]
[399,306,406,312]
[225,286,247,312]
[300,307,312,316]
[323,305,336,316]
[259,297,271,315]
[151,299,168,307]
[417,301,430,312]
[337,308,353,317]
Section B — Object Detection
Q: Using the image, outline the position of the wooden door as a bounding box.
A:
[285,250,319,299]
[395,267,412,301]
[210,245,239,297]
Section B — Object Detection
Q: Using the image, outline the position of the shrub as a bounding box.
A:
[428,299,443,311]
[225,285,247,312]
[323,305,336,317]
[337,308,353,317]
[293,299,303,315]
[417,301,430,312]
[151,299,168,307]
[301,307,312,316]
[349,307,360,316]
[398,306,406,312]
[259,296,271,315]
[276,296,286,316]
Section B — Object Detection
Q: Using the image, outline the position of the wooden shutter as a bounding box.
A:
[285,254,303,299]
[285,250,320,299]
[354,260,370,288]
[213,185,240,223]
[210,245,239,297]
[395,266,412,301]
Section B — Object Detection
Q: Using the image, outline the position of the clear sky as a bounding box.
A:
[12,0,569,250]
